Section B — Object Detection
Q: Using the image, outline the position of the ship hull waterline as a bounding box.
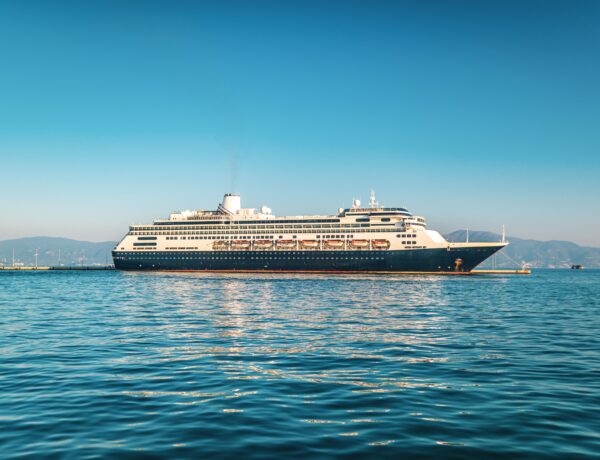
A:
[112,244,504,273]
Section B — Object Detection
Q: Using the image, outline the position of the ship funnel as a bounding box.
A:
[219,193,241,215]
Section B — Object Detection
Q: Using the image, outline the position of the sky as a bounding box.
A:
[0,0,599,246]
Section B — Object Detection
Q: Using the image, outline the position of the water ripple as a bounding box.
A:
[0,270,599,458]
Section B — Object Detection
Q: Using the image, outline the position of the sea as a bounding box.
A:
[0,269,598,459]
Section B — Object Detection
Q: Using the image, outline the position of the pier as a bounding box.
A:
[0,266,530,274]
[472,269,531,275]
[0,266,115,271]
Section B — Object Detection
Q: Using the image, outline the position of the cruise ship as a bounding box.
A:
[112,192,507,273]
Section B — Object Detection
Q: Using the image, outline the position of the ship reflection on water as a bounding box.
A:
[119,273,462,409]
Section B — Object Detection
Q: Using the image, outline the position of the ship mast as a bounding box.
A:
[369,190,377,208]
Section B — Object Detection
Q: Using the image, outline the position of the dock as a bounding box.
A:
[0,266,115,271]
[471,269,531,275]
[0,267,530,275]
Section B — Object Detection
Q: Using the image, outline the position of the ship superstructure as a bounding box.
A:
[112,192,506,272]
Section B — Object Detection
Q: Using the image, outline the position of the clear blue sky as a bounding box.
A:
[1,1,599,246]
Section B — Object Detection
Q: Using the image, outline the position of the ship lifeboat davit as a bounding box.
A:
[231,240,251,250]
[213,240,230,250]
[324,239,344,249]
[254,239,273,249]
[372,239,390,250]
[299,240,319,249]
[276,239,296,249]
[349,239,369,249]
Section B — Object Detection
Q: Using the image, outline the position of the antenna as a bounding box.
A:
[502,225,506,243]
[34,248,39,269]
[369,190,376,208]
[466,228,469,243]
[12,248,15,267]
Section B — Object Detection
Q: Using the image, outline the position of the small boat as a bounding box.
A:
[571,264,584,270]
[231,240,251,249]
[349,239,369,249]
[254,240,273,249]
[300,240,320,249]
[276,239,296,249]
[324,239,344,249]
[372,239,390,250]
[213,240,229,250]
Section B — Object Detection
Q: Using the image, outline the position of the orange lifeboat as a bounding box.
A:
[231,240,251,250]
[254,239,273,249]
[324,239,344,249]
[213,240,229,250]
[276,239,296,249]
[372,239,390,250]
[300,240,319,249]
[349,239,369,249]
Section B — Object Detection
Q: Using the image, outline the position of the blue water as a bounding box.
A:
[0,270,599,459]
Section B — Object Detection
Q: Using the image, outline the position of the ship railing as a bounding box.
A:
[212,239,393,251]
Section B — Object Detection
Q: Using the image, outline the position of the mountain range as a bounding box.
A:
[0,237,115,267]
[444,230,599,268]
[0,233,598,268]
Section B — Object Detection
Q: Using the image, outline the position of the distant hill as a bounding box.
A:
[444,230,600,269]
[1,233,598,268]
[0,237,116,267]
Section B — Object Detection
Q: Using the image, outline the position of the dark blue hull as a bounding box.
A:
[113,245,504,272]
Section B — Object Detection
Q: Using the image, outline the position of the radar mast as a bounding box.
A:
[369,190,377,208]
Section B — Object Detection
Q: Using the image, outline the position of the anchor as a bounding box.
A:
[454,257,463,272]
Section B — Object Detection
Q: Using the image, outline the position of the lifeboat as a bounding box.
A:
[254,239,273,249]
[276,239,296,249]
[231,240,251,250]
[324,239,344,249]
[349,239,369,249]
[213,240,229,250]
[372,239,390,250]
[300,240,320,249]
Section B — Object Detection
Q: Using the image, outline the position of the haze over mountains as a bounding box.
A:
[0,237,114,267]
[444,231,599,269]
[1,232,597,268]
